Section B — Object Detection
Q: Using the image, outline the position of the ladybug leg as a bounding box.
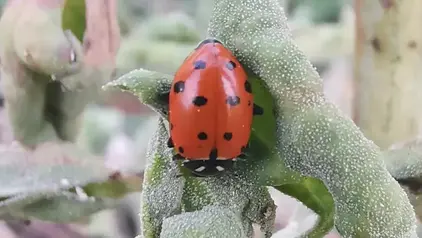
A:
[253,103,264,116]
[236,154,247,160]
[167,137,174,148]
[240,144,250,154]
[172,154,184,161]
[157,91,170,105]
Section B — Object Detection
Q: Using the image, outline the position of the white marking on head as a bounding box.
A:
[216,166,225,171]
[195,166,206,172]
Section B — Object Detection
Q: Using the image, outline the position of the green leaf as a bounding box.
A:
[274,178,334,237]
[383,138,422,221]
[140,118,185,237]
[145,12,201,43]
[0,192,114,223]
[104,68,334,236]
[0,142,141,222]
[105,1,418,237]
[62,0,86,42]
[208,0,416,237]
[107,96,277,238]
[160,205,246,238]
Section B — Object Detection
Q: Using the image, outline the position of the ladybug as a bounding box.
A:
[167,38,263,177]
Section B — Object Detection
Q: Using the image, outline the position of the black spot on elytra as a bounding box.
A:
[193,96,208,106]
[194,60,206,69]
[197,132,208,140]
[167,137,174,148]
[209,148,218,161]
[223,132,233,141]
[248,100,251,106]
[178,146,184,154]
[173,81,185,93]
[226,96,240,106]
[226,61,236,70]
[244,80,252,93]
[253,103,264,115]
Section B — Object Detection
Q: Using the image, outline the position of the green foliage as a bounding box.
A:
[383,138,422,221]
[132,118,275,237]
[117,0,148,36]
[106,67,333,237]
[0,143,141,222]
[106,0,418,237]
[139,120,185,237]
[77,106,126,155]
[160,205,246,238]
[116,13,201,76]
[146,12,201,43]
[0,0,139,224]
[208,0,416,236]
[0,1,86,146]
[62,0,86,42]
[274,178,334,237]
[287,0,344,23]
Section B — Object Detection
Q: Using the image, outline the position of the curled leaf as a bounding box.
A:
[274,178,334,237]
[107,80,277,237]
[208,0,416,237]
[105,68,333,237]
[106,0,417,236]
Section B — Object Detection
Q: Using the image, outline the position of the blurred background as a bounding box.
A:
[0,0,411,237]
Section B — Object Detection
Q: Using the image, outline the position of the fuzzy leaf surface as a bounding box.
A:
[208,0,416,236]
[384,137,422,221]
[160,205,246,238]
[107,89,277,238]
[105,69,331,237]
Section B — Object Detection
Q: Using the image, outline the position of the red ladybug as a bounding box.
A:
[167,38,263,177]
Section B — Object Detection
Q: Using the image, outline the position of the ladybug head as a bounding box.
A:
[195,38,224,50]
[182,159,234,177]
